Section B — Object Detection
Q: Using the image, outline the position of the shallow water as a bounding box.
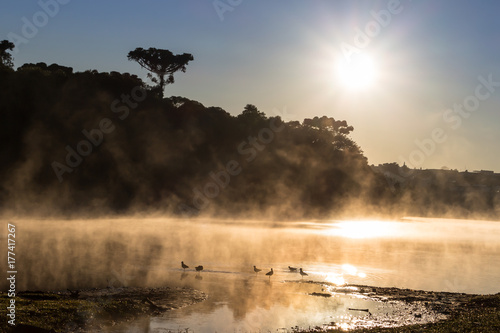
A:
[4,216,500,331]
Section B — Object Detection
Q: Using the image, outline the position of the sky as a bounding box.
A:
[1,0,500,172]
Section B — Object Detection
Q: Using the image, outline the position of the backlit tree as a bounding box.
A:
[0,40,15,69]
[127,47,193,98]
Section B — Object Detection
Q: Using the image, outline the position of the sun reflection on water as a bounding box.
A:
[338,321,355,330]
[325,273,346,286]
[342,264,367,278]
[323,263,367,286]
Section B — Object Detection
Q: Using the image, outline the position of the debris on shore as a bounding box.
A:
[292,281,500,332]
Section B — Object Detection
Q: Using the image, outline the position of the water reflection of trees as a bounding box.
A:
[172,275,343,322]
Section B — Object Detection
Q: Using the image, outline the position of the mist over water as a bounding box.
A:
[2,2,500,331]
[4,217,499,294]
[2,216,499,331]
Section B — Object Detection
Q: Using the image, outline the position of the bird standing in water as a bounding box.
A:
[195,265,204,272]
[299,268,308,278]
[253,266,262,273]
[288,266,297,272]
[266,268,274,279]
[181,261,189,270]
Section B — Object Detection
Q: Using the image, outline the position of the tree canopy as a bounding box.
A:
[127,47,193,98]
[1,64,497,219]
[0,40,15,69]
[303,116,354,135]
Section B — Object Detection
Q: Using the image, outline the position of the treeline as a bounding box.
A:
[375,163,500,218]
[0,64,497,219]
[0,64,391,218]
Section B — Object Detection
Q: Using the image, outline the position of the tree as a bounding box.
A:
[237,104,267,130]
[303,116,354,135]
[0,40,15,69]
[127,47,193,98]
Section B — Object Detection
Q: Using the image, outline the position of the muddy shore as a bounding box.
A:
[1,284,499,332]
[298,282,500,332]
[0,287,207,332]
[348,287,500,332]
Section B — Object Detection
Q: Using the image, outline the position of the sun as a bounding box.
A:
[336,53,377,91]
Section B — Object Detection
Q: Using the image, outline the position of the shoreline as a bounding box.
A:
[1,284,499,332]
[0,287,207,333]
[346,291,500,332]
[298,282,500,332]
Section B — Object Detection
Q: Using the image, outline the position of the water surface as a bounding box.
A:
[5,217,500,331]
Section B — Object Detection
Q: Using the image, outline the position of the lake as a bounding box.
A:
[6,216,500,331]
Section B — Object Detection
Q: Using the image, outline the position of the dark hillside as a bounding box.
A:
[0,65,381,218]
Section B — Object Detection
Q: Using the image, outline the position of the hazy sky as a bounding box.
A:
[2,0,500,171]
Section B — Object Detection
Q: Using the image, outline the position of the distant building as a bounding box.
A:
[473,170,494,175]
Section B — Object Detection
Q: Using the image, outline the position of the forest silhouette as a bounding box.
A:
[0,50,498,219]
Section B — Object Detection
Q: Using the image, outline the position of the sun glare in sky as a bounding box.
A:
[336,54,378,91]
